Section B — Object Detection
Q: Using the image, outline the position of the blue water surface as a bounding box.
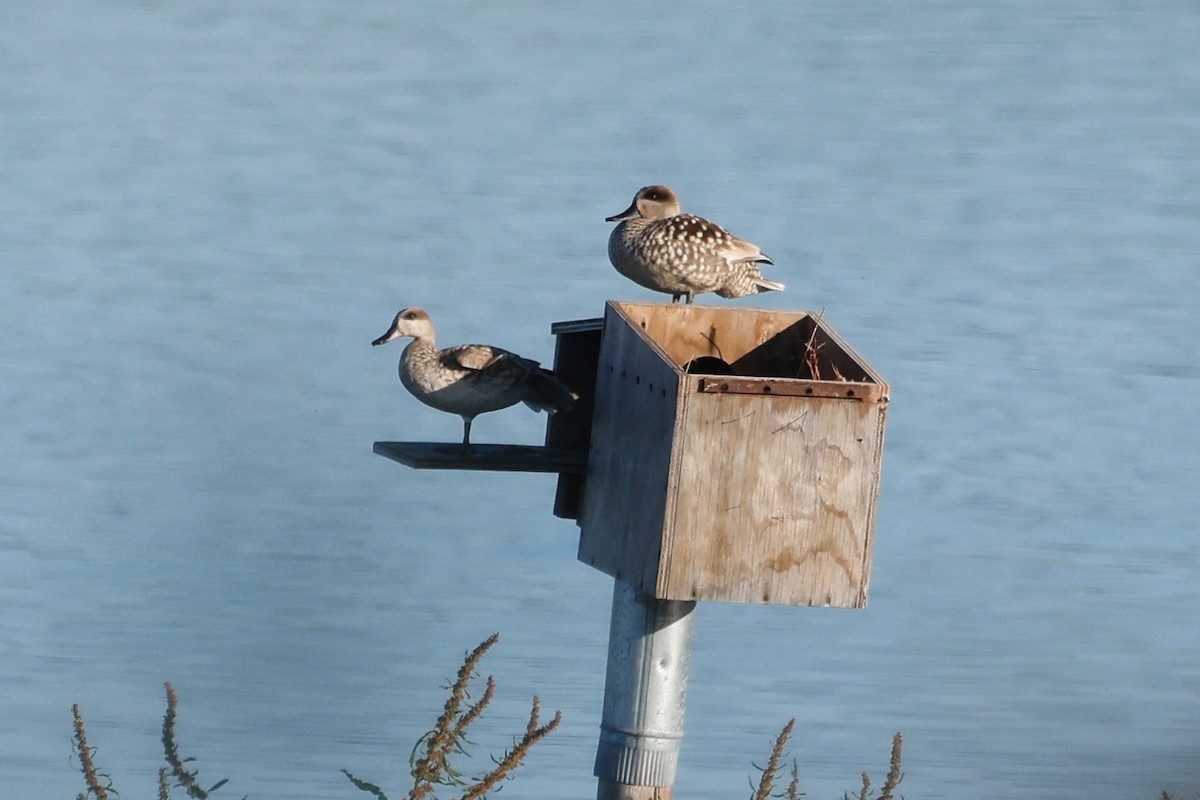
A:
[1,3,1198,798]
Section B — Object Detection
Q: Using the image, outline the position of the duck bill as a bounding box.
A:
[371,325,402,347]
[605,201,640,223]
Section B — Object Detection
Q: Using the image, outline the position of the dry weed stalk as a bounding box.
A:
[879,732,903,800]
[802,310,828,381]
[751,718,797,800]
[853,771,870,800]
[409,634,501,797]
[71,704,112,800]
[753,720,909,800]
[843,732,903,800]
[459,696,561,800]
[161,682,229,799]
[73,685,229,800]
[162,682,205,798]
[786,759,801,800]
[344,633,562,800]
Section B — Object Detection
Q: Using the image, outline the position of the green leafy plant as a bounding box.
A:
[343,633,562,800]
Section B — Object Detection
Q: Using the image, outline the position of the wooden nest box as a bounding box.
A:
[554,301,889,608]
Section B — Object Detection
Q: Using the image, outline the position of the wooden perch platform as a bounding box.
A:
[373,441,588,474]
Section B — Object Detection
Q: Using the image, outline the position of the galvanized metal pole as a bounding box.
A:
[594,580,697,800]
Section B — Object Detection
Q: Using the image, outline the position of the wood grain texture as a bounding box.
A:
[615,302,886,390]
[577,301,889,607]
[664,385,886,606]
[696,376,884,401]
[578,304,683,592]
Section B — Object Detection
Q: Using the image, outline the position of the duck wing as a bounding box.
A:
[520,364,578,414]
[441,344,514,372]
[725,234,773,265]
[443,344,576,413]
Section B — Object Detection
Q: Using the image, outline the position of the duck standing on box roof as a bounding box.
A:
[606,184,784,304]
[372,308,576,449]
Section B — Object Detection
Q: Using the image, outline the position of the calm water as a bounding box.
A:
[2,2,1199,798]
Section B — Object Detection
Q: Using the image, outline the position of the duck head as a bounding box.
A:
[605,184,682,223]
[372,307,435,346]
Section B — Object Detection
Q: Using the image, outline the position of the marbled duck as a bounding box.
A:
[606,184,784,304]
[372,308,576,447]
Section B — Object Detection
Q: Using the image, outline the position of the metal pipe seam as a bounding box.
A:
[594,581,697,790]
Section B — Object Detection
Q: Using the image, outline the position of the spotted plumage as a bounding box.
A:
[606,185,784,303]
[372,308,576,448]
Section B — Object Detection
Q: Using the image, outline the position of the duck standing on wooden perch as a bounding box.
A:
[372,308,577,448]
[606,184,784,304]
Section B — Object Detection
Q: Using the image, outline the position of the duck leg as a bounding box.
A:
[460,416,473,452]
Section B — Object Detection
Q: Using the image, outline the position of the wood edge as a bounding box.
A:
[606,301,688,378]
[812,315,889,389]
[655,372,693,600]
[373,441,588,473]
[696,376,888,402]
[550,317,604,335]
[607,301,889,396]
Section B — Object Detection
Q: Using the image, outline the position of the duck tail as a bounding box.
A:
[715,267,787,299]
[523,369,579,415]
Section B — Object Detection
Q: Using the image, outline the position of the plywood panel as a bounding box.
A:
[578,305,683,593]
[664,388,886,605]
[619,302,790,369]
[613,303,885,390]
[577,301,888,608]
